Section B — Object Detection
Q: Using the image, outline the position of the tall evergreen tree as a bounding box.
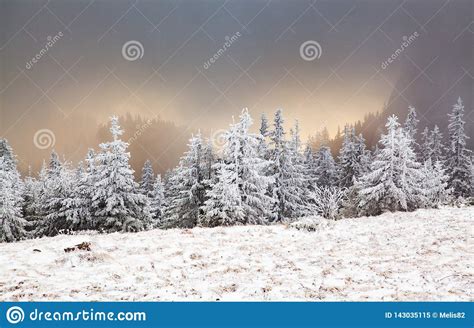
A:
[37,154,74,236]
[404,105,419,143]
[22,172,41,232]
[420,159,450,208]
[60,161,93,231]
[288,121,309,216]
[303,143,318,187]
[140,160,155,196]
[200,163,243,226]
[430,125,446,163]
[421,125,446,164]
[0,156,26,242]
[91,117,152,232]
[150,174,165,226]
[356,115,425,215]
[314,146,337,187]
[257,113,270,160]
[446,97,472,198]
[337,126,367,188]
[201,109,275,226]
[268,109,306,220]
[162,133,205,228]
[0,139,18,172]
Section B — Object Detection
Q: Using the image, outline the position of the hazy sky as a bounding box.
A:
[0,0,472,171]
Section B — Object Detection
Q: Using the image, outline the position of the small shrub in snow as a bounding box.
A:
[309,186,347,220]
[289,216,330,232]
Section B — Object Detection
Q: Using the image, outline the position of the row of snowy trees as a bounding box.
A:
[1,98,472,242]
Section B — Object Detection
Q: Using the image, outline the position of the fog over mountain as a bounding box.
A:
[0,0,472,174]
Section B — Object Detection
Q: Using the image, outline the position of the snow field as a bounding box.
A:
[0,207,472,301]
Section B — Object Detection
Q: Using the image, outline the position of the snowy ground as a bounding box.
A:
[0,207,472,301]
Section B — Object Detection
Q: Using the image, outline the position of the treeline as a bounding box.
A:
[0,97,472,242]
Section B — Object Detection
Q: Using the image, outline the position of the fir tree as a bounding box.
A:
[421,125,447,164]
[201,109,275,226]
[200,163,244,226]
[404,105,419,144]
[337,126,367,188]
[356,115,425,215]
[163,133,205,228]
[60,162,93,231]
[430,125,446,163]
[149,174,165,226]
[303,142,318,188]
[47,150,62,178]
[420,127,432,163]
[446,97,472,198]
[257,113,270,160]
[0,157,27,242]
[91,117,152,232]
[140,160,155,197]
[287,121,309,216]
[0,139,18,172]
[202,138,216,182]
[37,157,75,236]
[314,145,337,187]
[22,173,41,232]
[420,159,450,207]
[268,109,306,220]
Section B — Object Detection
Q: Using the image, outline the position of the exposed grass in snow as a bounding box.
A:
[0,207,472,301]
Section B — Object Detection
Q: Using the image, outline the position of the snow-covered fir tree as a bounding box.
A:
[303,143,318,188]
[162,133,205,228]
[420,159,450,208]
[140,160,155,197]
[36,152,75,236]
[446,97,472,199]
[0,139,18,172]
[420,127,431,163]
[356,115,425,215]
[0,156,26,242]
[149,174,165,226]
[0,139,24,203]
[59,161,94,231]
[337,126,367,188]
[91,117,152,232]
[201,138,216,188]
[268,109,307,221]
[257,113,270,160]
[22,172,41,232]
[421,125,447,164]
[314,145,338,187]
[355,133,371,175]
[287,120,310,216]
[404,105,419,147]
[201,109,275,226]
[430,125,446,163]
[200,163,244,226]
